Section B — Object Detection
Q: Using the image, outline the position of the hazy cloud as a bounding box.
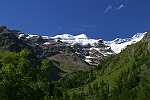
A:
[104,5,112,13]
[117,5,124,10]
[77,28,85,32]
[81,25,97,28]
[57,26,61,30]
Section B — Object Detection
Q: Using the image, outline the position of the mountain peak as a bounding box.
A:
[105,32,147,54]
[74,34,88,39]
[50,34,74,40]
[132,32,147,39]
[50,33,98,46]
[50,33,88,40]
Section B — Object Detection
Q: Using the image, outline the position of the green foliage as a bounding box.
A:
[0,50,50,100]
[138,72,150,100]
[41,59,51,78]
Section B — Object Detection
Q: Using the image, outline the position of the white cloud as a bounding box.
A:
[117,5,124,10]
[81,25,97,28]
[104,5,112,13]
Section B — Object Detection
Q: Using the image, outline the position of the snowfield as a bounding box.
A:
[50,34,99,46]
[50,32,146,54]
[104,32,147,53]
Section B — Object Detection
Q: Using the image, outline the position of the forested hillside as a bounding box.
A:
[0,30,150,100]
[51,30,150,100]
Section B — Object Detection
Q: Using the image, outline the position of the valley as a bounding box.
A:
[0,26,150,100]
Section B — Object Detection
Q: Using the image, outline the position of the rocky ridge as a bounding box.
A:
[13,31,114,65]
[0,26,146,66]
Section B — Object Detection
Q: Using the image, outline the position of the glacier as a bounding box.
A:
[50,32,147,54]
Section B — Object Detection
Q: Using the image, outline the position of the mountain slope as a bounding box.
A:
[55,30,150,100]
[0,26,147,81]
[0,26,31,52]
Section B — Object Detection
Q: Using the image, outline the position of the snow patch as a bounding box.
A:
[85,56,95,59]
[42,36,50,39]
[44,42,50,45]
[85,59,92,63]
[26,34,39,39]
[18,33,25,39]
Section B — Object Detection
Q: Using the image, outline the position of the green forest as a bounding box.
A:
[0,30,150,100]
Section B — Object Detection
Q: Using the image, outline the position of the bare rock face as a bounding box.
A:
[10,30,114,66]
[84,40,114,65]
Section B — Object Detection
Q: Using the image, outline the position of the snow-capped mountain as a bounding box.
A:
[49,32,146,64]
[50,33,146,52]
[49,32,146,54]
[12,28,146,65]
[49,34,114,65]
[105,32,147,53]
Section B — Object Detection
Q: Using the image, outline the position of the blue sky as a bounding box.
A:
[0,0,150,40]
